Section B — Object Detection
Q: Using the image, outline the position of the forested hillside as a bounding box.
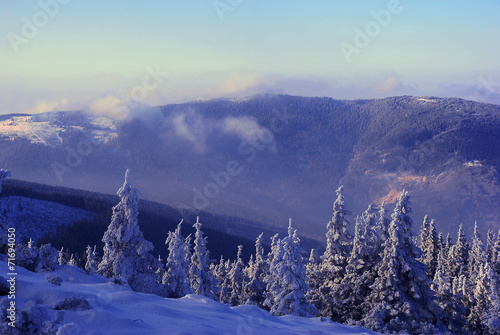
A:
[0,178,319,263]
[0,95,498,241]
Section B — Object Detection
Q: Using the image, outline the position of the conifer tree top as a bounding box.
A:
[323,185,352,264]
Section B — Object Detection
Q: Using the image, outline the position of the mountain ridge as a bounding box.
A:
[0,94,498,240]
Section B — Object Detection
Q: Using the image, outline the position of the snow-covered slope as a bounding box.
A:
[0,114,117,147]
[0,196,95,242]
[0,260,378,335]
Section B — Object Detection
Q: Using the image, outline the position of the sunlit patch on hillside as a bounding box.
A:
[464,160,483,167]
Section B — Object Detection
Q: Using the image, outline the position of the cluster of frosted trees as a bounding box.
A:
[307,187,500,334]
[93,171,318,316]
[91,171,500,334]
[2,169,500,334]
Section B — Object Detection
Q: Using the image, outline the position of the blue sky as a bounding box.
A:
[1,0,499,114]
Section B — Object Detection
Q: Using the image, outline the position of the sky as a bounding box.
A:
[0,0,499,115]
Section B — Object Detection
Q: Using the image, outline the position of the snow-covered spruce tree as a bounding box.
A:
[264,233,283,311]
[215,256,231,304]
[97,169,161,294]
[245,254,254,279]
[455,273,475,329]
[479,263,500,334]
[323,186,352,269]
[361,191,444,334]
[306,248,321,311]
[443,233,454,276]
[451,224,469,279]
[189,216,219,300]
[336,205,380,323]
[432,249,467,334]
[16,241,58,272]
[37,244,58,272]
[306,248,320,276]
[420,215,431,254]
[68,254,77,267]
[492,229,500,275]
[85,245,98,274]
[245,233,268,308]
[468,221,486,285]
[15,246,63,274]
[227,245,247,306]
[162,220,192,298]
[270,219,318,317]
[16,242,39,271]
[486,229,495,263]
[437,232,444,251]
[58,247,66,266]
[375,203,389,255]
[311,186,352,320]
[470,262,500,334]
[155,254,166,280]
[419,216,439,279]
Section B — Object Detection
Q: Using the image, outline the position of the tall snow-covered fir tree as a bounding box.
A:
[306,248,321,311]
[491,229,500,275]
[37,243,58,272]
[323,186,352,268]
[419,216,439,279]
[479,263,500,334]
[227,245,246,306]
[470,262,500,334]
[374,203,389,255]
[97,169,160,294]
[245,233,268,308]
[58,247,66,266]
[306,248,320,275]
[468,221,486,284]
[270,219,318,317]
[486,229,495,263]
[451,223,469,279]
[189,216,219,300]
[264,233,283,311]
[310,186,352,320]
[215,256,231,304]
[443,232,454,276]
[337,205,380,323]
[68,254,77,266]
[420,215,431,252]
[162,220,192,298]
[453,272,475,328]
[432,249,467,334]
[85,245,98,274]
[362,191,444,334]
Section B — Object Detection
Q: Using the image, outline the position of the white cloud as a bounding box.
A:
[28,98,69,114]
[170,112,209,153]
[87,94,130,120]
[223,116,270,142]
[223,116,276,152]
[371,76,403,95]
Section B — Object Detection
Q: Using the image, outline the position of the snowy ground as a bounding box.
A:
[0,260,379,335]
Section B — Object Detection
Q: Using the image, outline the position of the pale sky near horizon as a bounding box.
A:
[1,0,499,114]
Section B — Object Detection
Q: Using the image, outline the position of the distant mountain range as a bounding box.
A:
[0,95,499,240]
